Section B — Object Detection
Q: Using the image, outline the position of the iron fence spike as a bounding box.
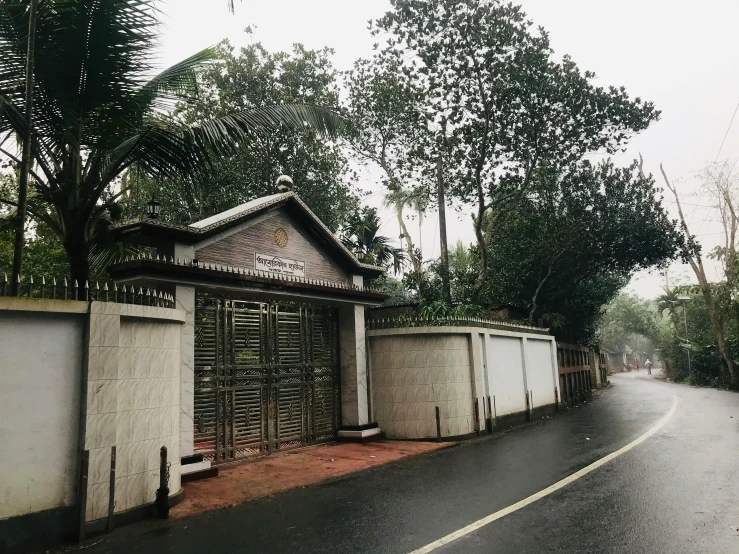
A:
[104,282,109,291]
[53,277,57,286]
[29,275,33,284]
[122,285,127,293]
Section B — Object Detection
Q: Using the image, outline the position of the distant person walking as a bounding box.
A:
[645,359,653,375]
[634,358,640,371]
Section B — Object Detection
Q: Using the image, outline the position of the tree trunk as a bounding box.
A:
[474,177,489,284]
[65,232,91,296]
[528,265,553,324]
[395,205,423,294]
[700,288,737,386]
[437,158,451,305]
[659,162,737,387]
[11,0,39,294]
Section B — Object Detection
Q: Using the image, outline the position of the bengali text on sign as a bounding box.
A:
[254,252,306,278]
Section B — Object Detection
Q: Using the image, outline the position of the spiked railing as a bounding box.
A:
[0,274,175,309]
[111,253,390,296]
[366,315,550,335]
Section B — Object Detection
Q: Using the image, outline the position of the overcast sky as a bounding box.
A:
[158,0,739,299]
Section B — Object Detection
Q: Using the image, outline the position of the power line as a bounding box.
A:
[714,98,739,162]
[685,97,739,230]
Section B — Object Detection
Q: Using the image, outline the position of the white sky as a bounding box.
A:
[158,0,739,299]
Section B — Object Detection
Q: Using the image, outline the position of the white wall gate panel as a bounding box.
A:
[526,338,557,408]
[485,335,527,417]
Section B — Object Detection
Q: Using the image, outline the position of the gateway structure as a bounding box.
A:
[111,184,387,464]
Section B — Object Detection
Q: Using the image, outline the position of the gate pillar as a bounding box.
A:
[337,277,382,440]
[176,284,195,457]
[338,303,369,426]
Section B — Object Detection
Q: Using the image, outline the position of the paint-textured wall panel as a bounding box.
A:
[485,335,526,417]
[0,312,84,519]
[526,339,556,408]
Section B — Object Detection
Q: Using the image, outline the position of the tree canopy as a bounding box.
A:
[125,40,359,231]
[375,0,659,282]
[0,0,343,284]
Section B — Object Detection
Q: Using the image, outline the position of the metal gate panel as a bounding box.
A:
[194,295,339,464]
[231,301,268,458]
[194,295,218,456]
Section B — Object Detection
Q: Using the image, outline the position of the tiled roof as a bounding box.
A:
[112,192,385,276]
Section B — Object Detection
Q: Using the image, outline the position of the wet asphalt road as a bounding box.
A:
[69,372,739,554]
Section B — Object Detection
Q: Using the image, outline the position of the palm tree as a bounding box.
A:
[0,0,342,285]
[10,0,37,292]
[382,186,426,275]
[342,207,404,274]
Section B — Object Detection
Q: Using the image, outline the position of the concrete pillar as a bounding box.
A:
[337,276,381,441]
[468,332,486,434]
[176,284,195,457]
[591,349,602,388]
[338,302,369,427]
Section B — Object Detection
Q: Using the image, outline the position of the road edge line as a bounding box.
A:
[409,395,680,554]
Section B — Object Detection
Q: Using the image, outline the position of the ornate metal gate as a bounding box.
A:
[193,294,340,463]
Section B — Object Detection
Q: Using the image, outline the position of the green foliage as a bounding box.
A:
[341,207,404,273]
[407,161,681,343]
[478,160,681,338]
[375,0,660,280]
[0,2,344,285]
[653,286,734,386]
[599,293,658,353]
[133,39,359,231]
[0,174,67,280]
[418,300,486,319]
[374,274,415,307]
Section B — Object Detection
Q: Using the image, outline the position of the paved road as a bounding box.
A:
[69,372,739,554]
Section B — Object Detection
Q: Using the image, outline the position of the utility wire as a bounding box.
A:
[714,98,739,163]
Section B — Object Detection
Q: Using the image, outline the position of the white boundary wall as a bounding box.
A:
[0,309,85,519]
[368,326,558,439]
[0,298,185,527]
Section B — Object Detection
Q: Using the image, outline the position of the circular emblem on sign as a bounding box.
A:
[274,228,288,248]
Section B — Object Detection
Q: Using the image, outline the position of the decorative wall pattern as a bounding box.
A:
[84,302,184,522]
[370,334,475,439]
[368,326,559,439]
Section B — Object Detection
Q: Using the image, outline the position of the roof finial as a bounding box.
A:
[275,175,294,193]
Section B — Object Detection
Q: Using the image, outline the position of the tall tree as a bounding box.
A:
[482,160,682,340]
[376,0,659,282]
[344,51,430,273]
[126,41,358,231]
[0,0,343,285]
[659,159,739,385]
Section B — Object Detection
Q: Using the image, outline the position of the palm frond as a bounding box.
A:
[184,104,347,153]
[100,104,347,183]
[138,46,218,107]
